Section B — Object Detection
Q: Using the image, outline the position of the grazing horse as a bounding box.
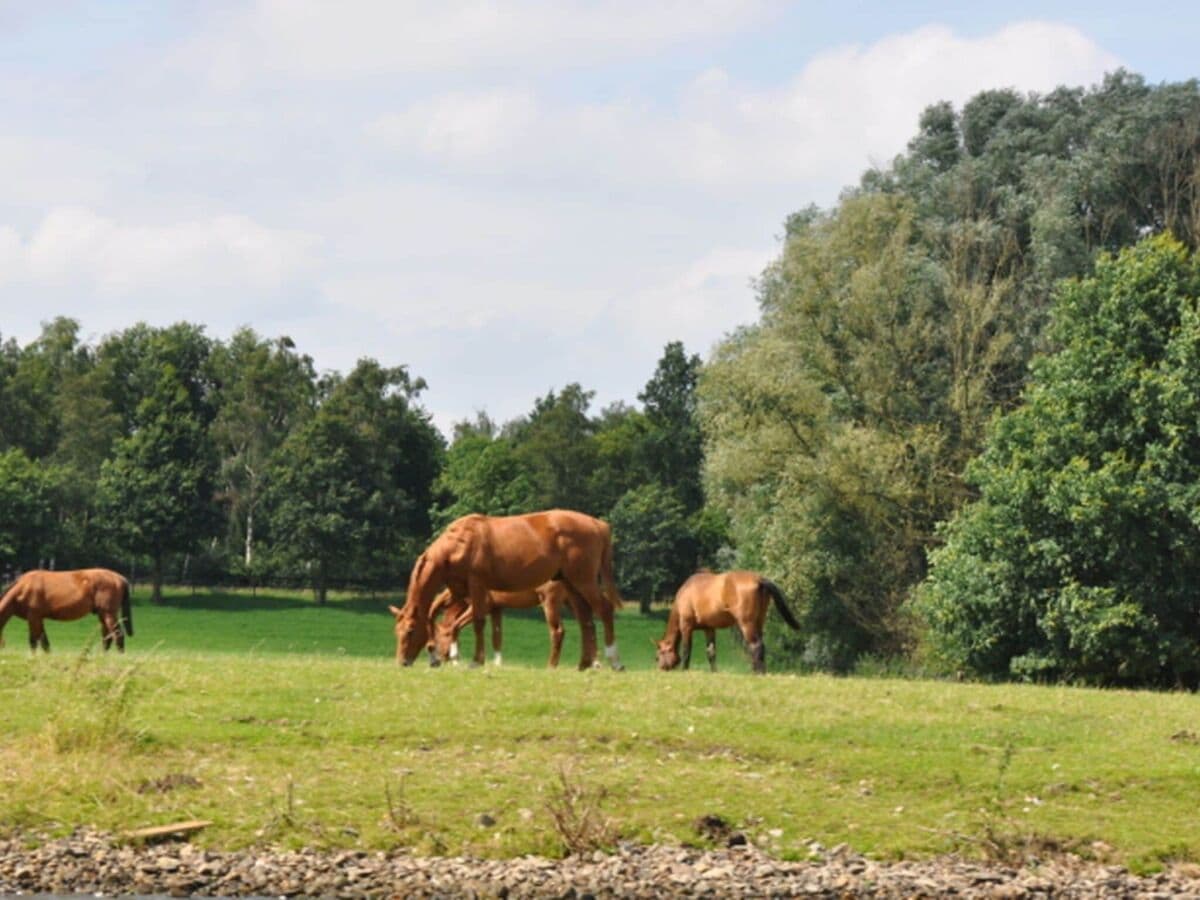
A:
[392,509,624,670]
[0,568,133,653]
[428,581,582,668]
[654,570,799,674]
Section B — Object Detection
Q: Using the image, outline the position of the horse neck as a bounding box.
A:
[0,582,21,631]
[663,605,682,650]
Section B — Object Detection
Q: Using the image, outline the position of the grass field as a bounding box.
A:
[1,587,1197,871]
[12,586,732,671]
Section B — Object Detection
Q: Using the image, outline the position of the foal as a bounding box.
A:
[654,570,800,674]
[428,581,582,667]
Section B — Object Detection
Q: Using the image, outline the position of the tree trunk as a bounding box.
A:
[151,555,164,605]
[244,508,254,567]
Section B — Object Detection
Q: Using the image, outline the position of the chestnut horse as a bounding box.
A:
[427,581,582,667]
[392,509,624,670]
[0,568,133,653]
[654,570,799,674]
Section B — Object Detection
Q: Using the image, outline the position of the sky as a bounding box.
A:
[0,1,1195,435]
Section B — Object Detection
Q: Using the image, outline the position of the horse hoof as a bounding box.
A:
[612,664,626,672]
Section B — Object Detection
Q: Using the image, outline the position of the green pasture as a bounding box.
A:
[0,588,1197,871]
[0,586,752,672]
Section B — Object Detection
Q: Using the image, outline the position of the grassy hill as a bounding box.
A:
[0,587,1196,871]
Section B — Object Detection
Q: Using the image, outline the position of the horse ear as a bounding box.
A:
[649,636,659,646]
[388,604,402,618]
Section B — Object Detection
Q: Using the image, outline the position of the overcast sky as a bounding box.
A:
[0,1,1195,434]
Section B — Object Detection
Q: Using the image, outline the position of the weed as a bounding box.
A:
[384,776,418,831]
[544,762,619,856]
[45,648,146,753]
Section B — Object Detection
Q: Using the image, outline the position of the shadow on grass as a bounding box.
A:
[133,589,396,616]
[132,587,677,624]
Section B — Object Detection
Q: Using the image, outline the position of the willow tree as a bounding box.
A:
[700,193,1017,669]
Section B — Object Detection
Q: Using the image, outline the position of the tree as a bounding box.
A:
[430,432,538,530]
[95,324,220,602]
[510,384,599,512]
[0,449,55,572]
[262,413,369,604]
[97,371,220,602]
[700,193,979,669]
[608,482,692,613]
[639,342,705,513]
[320,359,444,586]
[917,236,1200,687]
[210,329,316,576]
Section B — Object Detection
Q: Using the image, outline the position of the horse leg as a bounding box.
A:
[544,598,565,669]
[681,622,694,670]
[467,581,489,667]
[704,628,718,672]
[28,616,47,653]
[740,622,765,674]
[574,598,597,670]
[491,608,503,666]
[566,571,623,671]
[100,611,123,651]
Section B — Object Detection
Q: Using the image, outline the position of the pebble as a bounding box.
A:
[1,828,1199,898]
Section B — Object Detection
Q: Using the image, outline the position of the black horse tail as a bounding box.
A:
[121,576,134,638]
[760,578,801,630]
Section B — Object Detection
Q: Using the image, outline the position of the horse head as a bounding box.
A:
[427,588,466,665]
[393,551,449,666]
[389,604,430,667]
[653,636,680,670]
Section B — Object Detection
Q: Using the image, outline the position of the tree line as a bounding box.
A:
[4,70,1200,687]
[702,70,1200,685]
[0,320,717,607]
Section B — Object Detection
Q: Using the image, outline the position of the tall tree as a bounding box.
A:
[639,342,704,513]
[918,236,1200,688]
[262,413,369,604]
[210,329,316,575]
[510,383,599,512]
[95,324,219,602]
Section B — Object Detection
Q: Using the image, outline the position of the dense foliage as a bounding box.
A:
[918,236,1200,687]
[0,322,444,601]
[701,71,1200,672]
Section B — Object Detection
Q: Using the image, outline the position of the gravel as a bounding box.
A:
[1,829,1198,898]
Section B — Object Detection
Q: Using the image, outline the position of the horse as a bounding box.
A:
[0,568,133,653]
[392,509,624,670]
[427,580,582,667]
[654,570,800,674]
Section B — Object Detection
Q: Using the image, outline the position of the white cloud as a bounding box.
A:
[367,90,539,162]
[364,21,1120,199]
[192,0,777,85]
[613,247,772,356]
[1,207,317,299]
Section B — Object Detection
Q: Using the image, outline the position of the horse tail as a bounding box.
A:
[599,528,624,610]
[120,576,134,638]
[761,578,801,630]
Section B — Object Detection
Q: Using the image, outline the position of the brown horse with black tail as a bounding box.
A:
[392,509,624,670]
[654,570,799,674]
[0,568,133,652]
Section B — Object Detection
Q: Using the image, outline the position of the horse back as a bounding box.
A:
[450,510,608,590]
[676,570,766,627]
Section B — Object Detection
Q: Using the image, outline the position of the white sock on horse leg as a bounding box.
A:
[450,641,459,664]
[493,651,503,666]
[604,642,622,667]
